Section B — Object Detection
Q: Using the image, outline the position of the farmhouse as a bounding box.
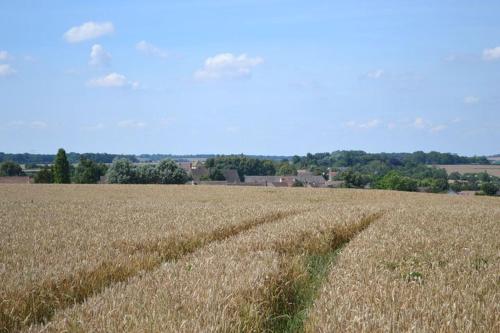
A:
[244,174,327,187]
[222,169,241,184]
[179,161,241,185]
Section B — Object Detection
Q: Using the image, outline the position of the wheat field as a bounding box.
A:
[438,164,500,177]
[0,185,498,332]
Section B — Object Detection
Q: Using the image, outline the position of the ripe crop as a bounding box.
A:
[0,185,497,332]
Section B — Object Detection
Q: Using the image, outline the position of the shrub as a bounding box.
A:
[0,160,24,176]
[480,182,499,196]
[34,167,53,183]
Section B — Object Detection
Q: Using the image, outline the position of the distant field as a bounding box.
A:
[437,164,500,177]
[0,185,498,332]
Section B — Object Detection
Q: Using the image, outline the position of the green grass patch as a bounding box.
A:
[265,246,345,333]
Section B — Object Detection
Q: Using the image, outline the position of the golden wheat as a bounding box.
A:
[32,206,382,332]
[1,185,498,332]
[305,195,500,332]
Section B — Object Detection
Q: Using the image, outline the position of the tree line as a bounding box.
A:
[31,149,108,184]
[1,150,497,195]
[204,153,498,195]
[291,150,490,169]
[0,152,138,164]
[1,149,188,185]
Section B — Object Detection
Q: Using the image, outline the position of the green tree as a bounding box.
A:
[208,168,226,181]
[0,160,23,176]
[107,159,137,184]
[53,148,71,183]
[419,178,449,193]
[74,156,105,184]
[136,164,159,184]
[481,182,499,196]
[341,169,369,188]
[377,171,418,192]
[277,163,297,176]
[478,172,491,182]
[157,159,189,184]
[261,160,277,176]
[34,166,53,183]
[205,155,276,181]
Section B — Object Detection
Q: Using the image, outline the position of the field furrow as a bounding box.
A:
[1,210,301,331]
[255,211,384,332]
[30,207,383,332]
[2,185,498,332]
[305,198,500,332]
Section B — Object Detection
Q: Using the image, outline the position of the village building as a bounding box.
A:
[222,169,241,184]
[244,174,327,187]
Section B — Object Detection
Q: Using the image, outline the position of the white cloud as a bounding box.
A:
[0,50,10,61]
[117,120,146,129]
[412,117,448,133]
[64,21,114,43]
[386,122,397,129]
[6,121,24,128]
[89,44,111,66]
[194,53,263,80]
[482,46,500,61]
[135,40,168,59]
[413,117,426,129]
[429,124,447,133]
[0,64,15,76]
[464,96,479,104]
[30,121,48,129]
[3,120,48,129]
[87,72,139,89]
[359,119,380,128]
[345,119,381,129]
[365,69,385,79]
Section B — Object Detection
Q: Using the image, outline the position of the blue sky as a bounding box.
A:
[0,0,499,155]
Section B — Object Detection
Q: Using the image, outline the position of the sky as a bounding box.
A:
[0,0,499,156]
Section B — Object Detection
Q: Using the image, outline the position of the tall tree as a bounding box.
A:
[53,148,71,183]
